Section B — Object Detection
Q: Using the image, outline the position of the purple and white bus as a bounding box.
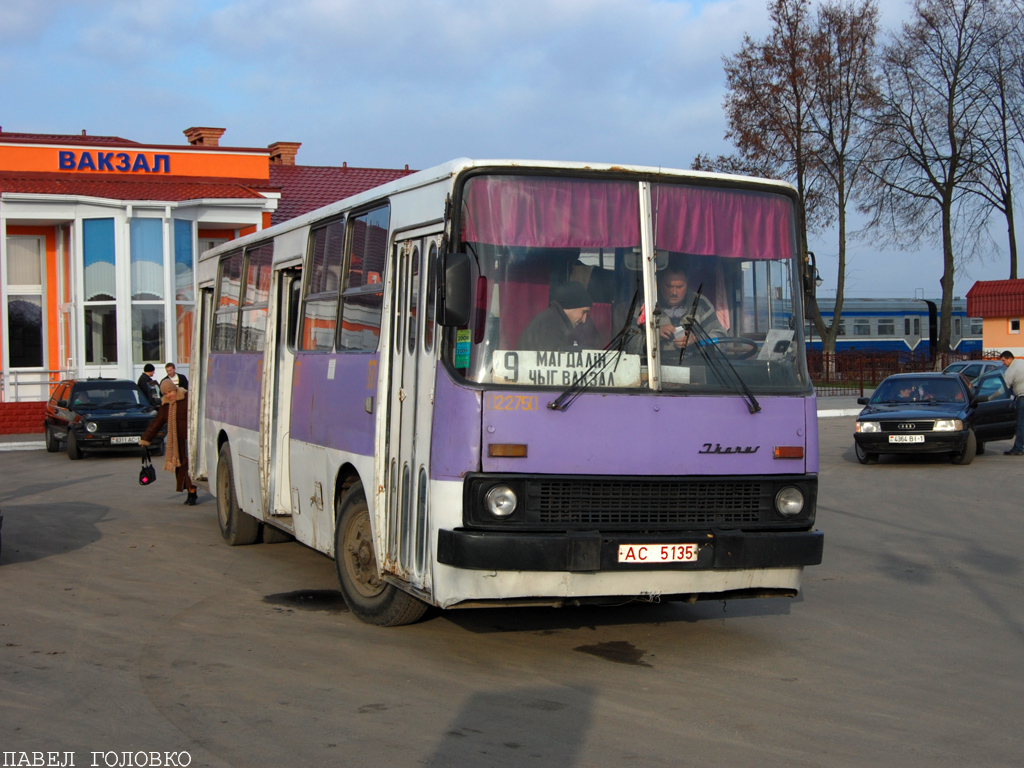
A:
[190,159,824,626]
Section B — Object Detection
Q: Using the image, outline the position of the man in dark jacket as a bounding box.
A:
[518,281,593,351]
[137,364,160,406]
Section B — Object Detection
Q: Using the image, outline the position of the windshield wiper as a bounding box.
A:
[678,286,761,414]
[548,289,642,412]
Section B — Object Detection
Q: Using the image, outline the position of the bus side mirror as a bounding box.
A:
[438,251,473,327]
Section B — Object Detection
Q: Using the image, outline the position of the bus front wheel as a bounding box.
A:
[334,481,428,627]
[217,444,259,546]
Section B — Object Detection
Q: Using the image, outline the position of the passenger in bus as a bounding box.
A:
[517,281,593,351]
[140,380,199,506]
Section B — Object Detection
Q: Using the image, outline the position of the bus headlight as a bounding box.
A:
[775,487,804,518]
[85,421,98,433]
[933,419,963,431]
[855,421,880,433]
[484,485,518,518]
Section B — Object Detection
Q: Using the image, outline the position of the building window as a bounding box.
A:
[5,236,45,368]
[83,219,117,364]
[1011,319,1021,335]
[174,220,195,363]
[130,218,165,363]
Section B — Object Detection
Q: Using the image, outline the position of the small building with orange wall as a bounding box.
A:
[965,279,1024,356]
[0,127,411,404]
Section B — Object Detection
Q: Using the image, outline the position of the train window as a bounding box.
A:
[914,318,920,336]
[971,319,983,335]
[954,318,961,336]
[837,320,846,336]
[1011,319,1021,335]
[853,319,871,336]
[877,319,895,336]
[904,318,911,335]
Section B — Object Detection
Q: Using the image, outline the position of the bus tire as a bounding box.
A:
[261,524,293,544]
[217,444,259,546]
[334,481,428,627]
[952,430,976,465]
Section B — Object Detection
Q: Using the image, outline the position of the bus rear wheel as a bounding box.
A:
[334,481,428,627]
[217,444,259,546]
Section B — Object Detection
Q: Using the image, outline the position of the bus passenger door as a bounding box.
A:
[189,287,215,482]
[266,269,301,517]
[384,234,440,591]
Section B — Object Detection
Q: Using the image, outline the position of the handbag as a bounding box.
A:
[139,447,156,486]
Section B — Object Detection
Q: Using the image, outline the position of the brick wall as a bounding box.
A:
[0,401,46,434]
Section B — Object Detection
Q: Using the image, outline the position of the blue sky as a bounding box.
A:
[0,0,1013,298]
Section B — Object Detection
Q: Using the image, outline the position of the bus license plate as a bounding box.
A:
[111,436,140,444]
[618,544,698,564]
[889,435,924,443]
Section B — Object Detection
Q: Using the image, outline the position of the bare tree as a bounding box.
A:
[863,0,994,360]
[804,0,881,354]
[722,0,828,226]
[968,0,1023,278]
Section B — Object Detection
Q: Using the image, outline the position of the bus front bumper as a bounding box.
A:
[437,529,824,573]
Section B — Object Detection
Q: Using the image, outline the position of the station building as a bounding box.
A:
[0,126,411,408]
[966,279,1024,356]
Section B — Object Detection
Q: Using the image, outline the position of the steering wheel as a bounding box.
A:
[713,337,760,359]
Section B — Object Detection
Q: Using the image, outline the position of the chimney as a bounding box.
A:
[269,141,302,165]
[184,127,226,146]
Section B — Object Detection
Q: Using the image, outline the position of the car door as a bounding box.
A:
[973,373,1016,442]
[49,382,73,440]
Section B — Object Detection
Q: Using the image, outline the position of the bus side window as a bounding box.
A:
[339,206,389,352]
[301,220,345,352]
[212,249,244,352]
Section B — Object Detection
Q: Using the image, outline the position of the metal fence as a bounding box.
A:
[809,349,994,396]
[0,369,75,403]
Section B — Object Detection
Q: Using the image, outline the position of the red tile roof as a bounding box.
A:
[966,279,1024,317]
[0,132,139,145]
[0,170,275,202]
[269,164,415,225]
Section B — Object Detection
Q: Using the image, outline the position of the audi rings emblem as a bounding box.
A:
[898,423,916,430]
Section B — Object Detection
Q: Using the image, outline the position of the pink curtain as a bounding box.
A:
[461,176,640,248]
[653,184,795,260]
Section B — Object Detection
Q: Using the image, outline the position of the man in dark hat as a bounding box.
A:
[137,363,160,406]
[518,281,593,351]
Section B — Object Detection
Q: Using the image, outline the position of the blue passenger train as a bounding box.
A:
[807,297,982,354]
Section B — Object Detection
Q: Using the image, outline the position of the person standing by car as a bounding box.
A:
[137,364,160,406]
[140,380,198,505]
[161,362,188,391]
[999,350,1024,455]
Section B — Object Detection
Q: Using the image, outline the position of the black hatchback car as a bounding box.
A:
[853,371,1017,465]
[44,379,164,460]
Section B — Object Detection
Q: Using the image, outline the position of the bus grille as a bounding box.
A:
[534,480,767,526]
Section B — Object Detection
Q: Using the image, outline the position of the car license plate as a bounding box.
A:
[618,543,698,564]
[111,436,140,445]
[889,434,924,443]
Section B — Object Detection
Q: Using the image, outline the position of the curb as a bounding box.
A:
[0,441,47,453]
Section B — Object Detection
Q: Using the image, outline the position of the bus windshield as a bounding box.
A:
[449,174,810,395]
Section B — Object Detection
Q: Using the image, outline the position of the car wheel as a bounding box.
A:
[952,430,977,465]
[976,441,986,455]
[45,426,60,453]
[67,431,84,461]
[216,444,259,546]
[855,443,878,465]
[334,480,428,627]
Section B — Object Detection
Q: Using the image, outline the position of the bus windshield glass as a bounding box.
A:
[450,174,809,395]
